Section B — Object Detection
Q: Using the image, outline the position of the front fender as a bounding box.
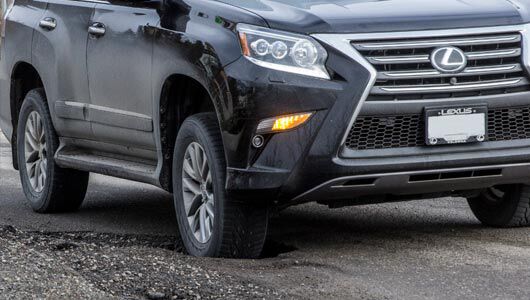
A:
[152,0,268,172]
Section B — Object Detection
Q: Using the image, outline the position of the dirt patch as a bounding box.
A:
[0,225,287,299]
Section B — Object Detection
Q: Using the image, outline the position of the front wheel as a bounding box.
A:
[467,184,530,227]
[173,113,268,258]
[17,88,89,213]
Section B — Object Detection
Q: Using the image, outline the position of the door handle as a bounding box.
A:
[88,23,106,37]
[39,18,57,30]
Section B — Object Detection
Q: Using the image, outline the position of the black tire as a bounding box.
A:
[173,113,268,258]
[17,88,89,213]
[467,184,530,227]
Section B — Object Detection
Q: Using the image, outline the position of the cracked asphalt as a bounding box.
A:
[1,132,530,300]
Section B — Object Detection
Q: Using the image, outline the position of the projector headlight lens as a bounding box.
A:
[237,24,329,79]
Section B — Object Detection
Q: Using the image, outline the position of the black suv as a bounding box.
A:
[2,0,530,258]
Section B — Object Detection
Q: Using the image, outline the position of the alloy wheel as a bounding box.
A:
[483,186,506,204]
[182,142,214,243]
[24,111,47,193]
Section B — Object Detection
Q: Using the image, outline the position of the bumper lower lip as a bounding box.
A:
[291,162,530,204]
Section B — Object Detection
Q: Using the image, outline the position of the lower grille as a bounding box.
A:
[345,106,530,150]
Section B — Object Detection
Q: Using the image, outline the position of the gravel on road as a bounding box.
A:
[0,225,282,300]
[1,132,530,300]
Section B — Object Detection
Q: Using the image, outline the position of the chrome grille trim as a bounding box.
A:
[367,48,521,65]
[467,48,521,60]
[377,63,523,80]
[352,34,521,50]
[367,55,430,64]
[371,77,529,95]
[312,24,530,154]
[354,31,530,101]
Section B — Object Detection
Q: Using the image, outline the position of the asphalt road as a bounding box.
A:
[1,132,530,299]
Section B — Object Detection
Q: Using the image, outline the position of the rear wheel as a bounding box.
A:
[467,184,530,227]
[17,88,89,213]
[173,113,268,258]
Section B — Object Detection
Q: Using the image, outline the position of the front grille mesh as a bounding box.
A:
[351,33,530,101]
[345,106,530,150]
[489,106,530,141]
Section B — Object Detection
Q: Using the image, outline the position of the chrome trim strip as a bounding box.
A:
[82,0,109,4]
[329,25,528,41]
[368,48,521,65]
[522,24,530,74]
[467,48,521,60]
[378,63,522,80]
[87,104,153,132]
[463,64,522,75]
[55,102,154,132]
[353,34,520,50]
[367,55,430,64]
[311,35,378,149]
[291,162,530,202]
[55,101,86,121]
[372,77,528,94]
[378,69,439,79]
[312,24,530,156]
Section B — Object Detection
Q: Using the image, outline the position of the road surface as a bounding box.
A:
[1,132,529,299]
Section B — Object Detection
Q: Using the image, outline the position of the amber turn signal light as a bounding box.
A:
[238,32,251,56]
[257,112,313,134]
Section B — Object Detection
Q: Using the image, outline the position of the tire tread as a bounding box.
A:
[173,113,268,258]
[468,184,530,228]
[17,88,89,213]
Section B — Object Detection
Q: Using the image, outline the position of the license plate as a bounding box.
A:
[425,106,487,145]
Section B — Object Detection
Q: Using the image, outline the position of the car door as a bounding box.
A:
[32,0,96,140]
[86,0,160,154]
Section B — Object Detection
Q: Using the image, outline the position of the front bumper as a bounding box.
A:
[292,163,530,203]
[221,24,530,206]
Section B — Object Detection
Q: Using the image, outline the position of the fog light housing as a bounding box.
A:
[252,135,265,148]
[256,112,313,134]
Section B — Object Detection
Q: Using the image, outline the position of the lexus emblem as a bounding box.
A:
[430,46,467,74]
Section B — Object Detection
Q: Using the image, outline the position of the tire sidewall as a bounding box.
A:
[17,92,55,212]
[173,117,225,257]
[468,185,522,227]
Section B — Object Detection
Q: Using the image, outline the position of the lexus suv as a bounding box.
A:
[2,0,530,258]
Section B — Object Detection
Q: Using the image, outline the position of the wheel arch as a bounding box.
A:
[157,72,222,191]
[10,61,45,170]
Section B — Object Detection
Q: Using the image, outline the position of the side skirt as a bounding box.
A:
[54,145,161,188]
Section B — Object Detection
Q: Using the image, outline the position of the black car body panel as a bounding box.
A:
[217,0,525,34]
[32,0,97,141]
[0,0,47,140]
[2,0,530,208]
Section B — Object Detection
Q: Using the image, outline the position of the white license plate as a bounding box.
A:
[425,106,487,145]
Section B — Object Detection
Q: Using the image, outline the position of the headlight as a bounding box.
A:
[237,24,330,80]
